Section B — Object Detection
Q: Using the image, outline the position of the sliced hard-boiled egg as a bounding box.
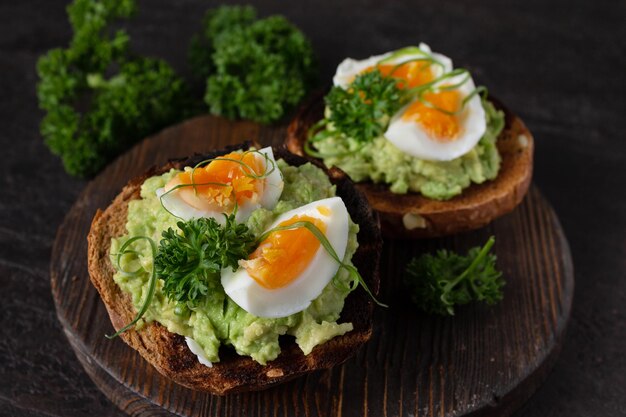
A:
[156,147,284,223]
[221,197,350,318]
[332,43,453,90]
[384,72,486,161]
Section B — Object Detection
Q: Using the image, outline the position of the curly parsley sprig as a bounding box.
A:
[317,70,413,145]
[189,5,317,124]
[37,0,189,178]
[155,215,256,306]
[404,237,504,316]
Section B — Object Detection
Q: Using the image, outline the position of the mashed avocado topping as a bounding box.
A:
[312,97,505,200]
[110,159,358,365]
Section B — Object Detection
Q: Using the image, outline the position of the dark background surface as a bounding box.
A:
[1,0,624,416]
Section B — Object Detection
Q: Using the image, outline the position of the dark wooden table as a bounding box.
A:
[1,1,624,416]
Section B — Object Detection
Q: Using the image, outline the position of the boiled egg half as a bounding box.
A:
[384,71,486,161]
[221,197,350,318]
[156,147,284,223]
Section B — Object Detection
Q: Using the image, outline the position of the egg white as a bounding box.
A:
[332,43,453,90]
[156,147,284,224]
[185,337,213,367]
[384,73,486,161]
[221,197,350,319]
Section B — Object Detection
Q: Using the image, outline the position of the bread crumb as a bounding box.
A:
[402,213,427,230]
[518,134,529,148]
[266,368,284,378]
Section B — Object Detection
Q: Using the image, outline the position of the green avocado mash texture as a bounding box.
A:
[313,98,505,200]
[110,160,359,365]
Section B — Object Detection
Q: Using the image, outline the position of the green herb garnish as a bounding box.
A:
[106,236,158,339]
[404,237,503,316]
[189,5,317,124]
[155,215,256,306]
[322,70,412,144]
[36,0,189,178]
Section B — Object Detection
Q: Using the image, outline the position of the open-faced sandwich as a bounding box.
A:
[87,144,381,395]
[287,44,533,238]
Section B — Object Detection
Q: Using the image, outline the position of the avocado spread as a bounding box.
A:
[110,160,358,365]
[313,98,505,200]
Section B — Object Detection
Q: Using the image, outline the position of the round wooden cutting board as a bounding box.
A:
[50,115,573,417]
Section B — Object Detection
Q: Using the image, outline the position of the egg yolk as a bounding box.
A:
[166,152,264,211]
[402,89,462,140]
[371,60,435,89]
[361,59,465,141]
[243,214,328,290]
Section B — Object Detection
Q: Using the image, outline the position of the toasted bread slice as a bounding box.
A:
[286,93,533,238]
[87,145,381,395]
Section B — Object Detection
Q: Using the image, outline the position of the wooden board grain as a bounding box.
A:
[50,114,573,417]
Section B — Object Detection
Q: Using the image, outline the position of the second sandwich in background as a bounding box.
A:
[287,44,533,238]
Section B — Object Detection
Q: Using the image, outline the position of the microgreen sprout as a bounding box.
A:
[158,150,277,219]
[107,236,158,339]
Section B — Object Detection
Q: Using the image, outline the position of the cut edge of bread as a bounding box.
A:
[87,146,381,395]
[286,93,534,238]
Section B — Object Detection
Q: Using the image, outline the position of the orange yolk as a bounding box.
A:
[402,89,462,140]
[377,61,434,89]
[166,152,264,211]
[359,60,465,141]
[243,214,327,290]
[363,61,435,89]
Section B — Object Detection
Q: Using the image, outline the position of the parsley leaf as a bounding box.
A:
[154,215,256,306]
[188,5,256,81]
[324,70,412,143]
[404,237,504,315]
[189,5,317,124]
[36,0,189,178]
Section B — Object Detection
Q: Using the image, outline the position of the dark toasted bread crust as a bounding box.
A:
[87,145,381,395]
[286,93,533,238]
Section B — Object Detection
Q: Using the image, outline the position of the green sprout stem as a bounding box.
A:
[440,236,496,306]
[106,236,158,339]
[159,149,278,219]
[258,220,387,307]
